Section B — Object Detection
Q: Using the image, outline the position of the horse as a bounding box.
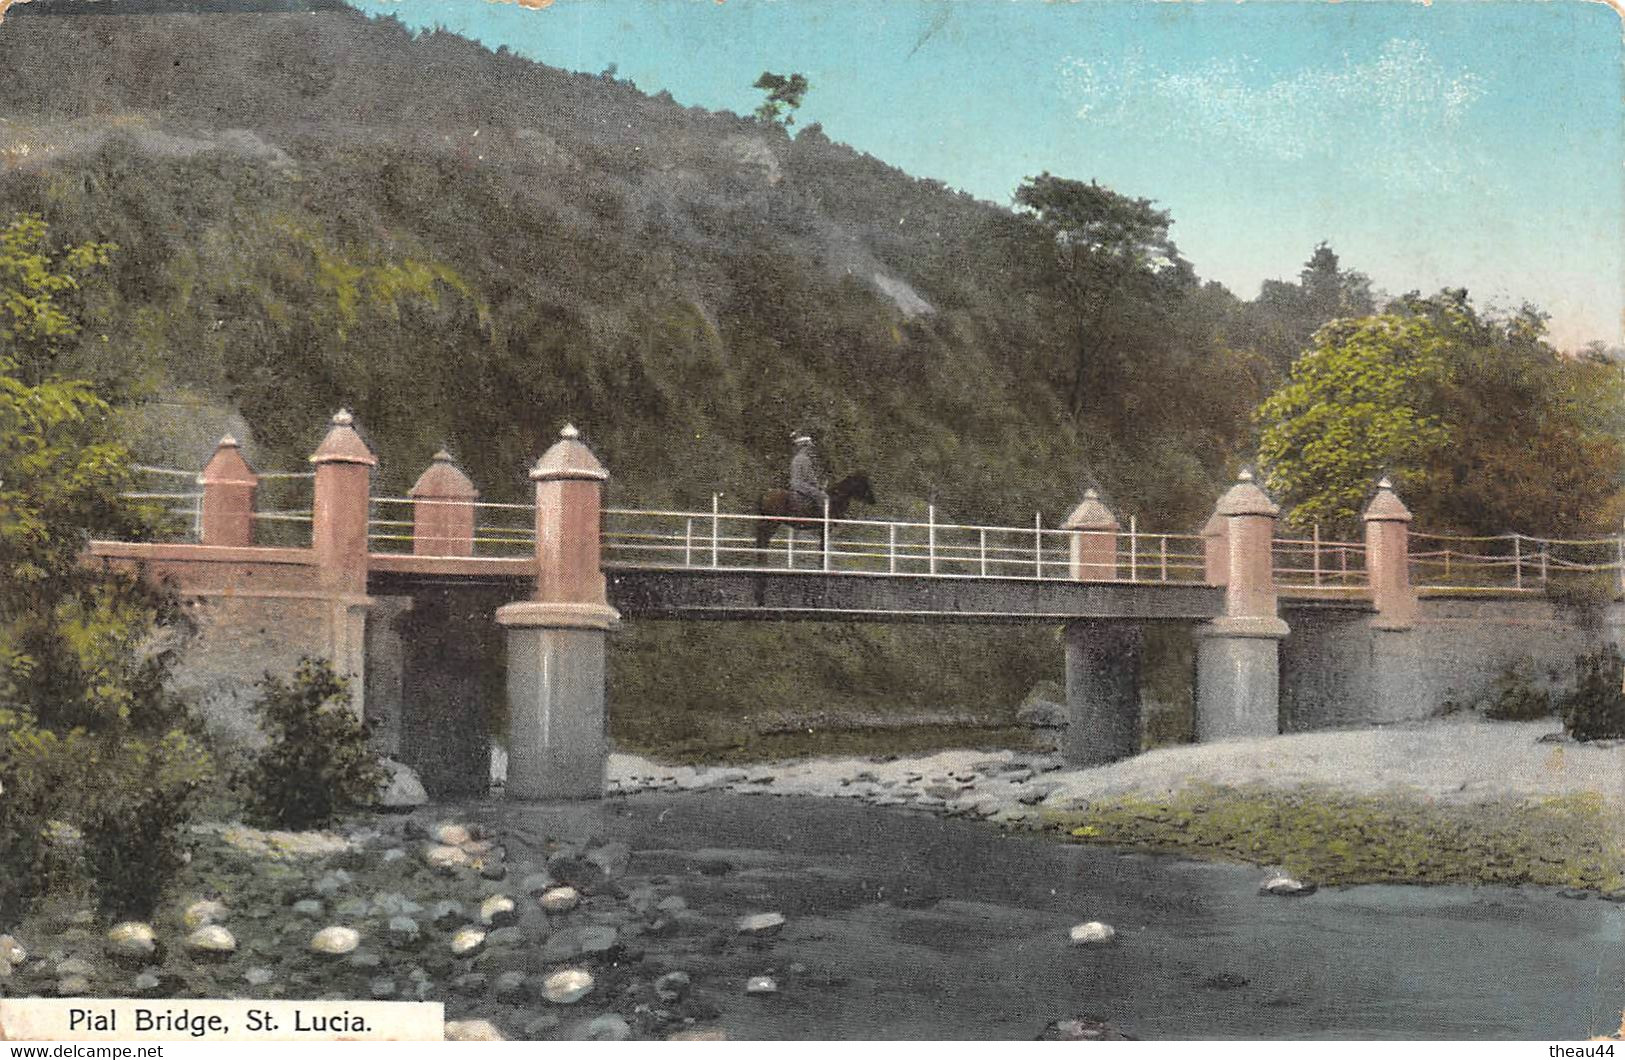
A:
[754,473,877,558]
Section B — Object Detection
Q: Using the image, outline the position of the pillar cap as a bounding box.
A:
[1061,488,1120,532]
[1363,476,1413,523]
[309,409,378,467]
[530,424,608,483]
[410,448,479,500]
[199,434,258,486]
[1215,468,1279,518]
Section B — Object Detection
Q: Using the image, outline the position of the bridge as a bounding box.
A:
[95,411,1625,799]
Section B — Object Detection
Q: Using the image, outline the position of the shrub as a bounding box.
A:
[1559,645,1625,742]
[236,658,387,830]
[1482,663,1553,721]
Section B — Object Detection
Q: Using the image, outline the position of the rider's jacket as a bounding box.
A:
[790,448,827,504]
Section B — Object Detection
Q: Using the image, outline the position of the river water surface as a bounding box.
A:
[470,792,1625,1040]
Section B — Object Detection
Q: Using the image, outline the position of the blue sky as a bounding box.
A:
[352,0,1624,350]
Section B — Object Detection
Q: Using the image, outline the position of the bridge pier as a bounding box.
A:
[1063,620,1142,765]
[496,426,621,801]
[1195,470,1289,740]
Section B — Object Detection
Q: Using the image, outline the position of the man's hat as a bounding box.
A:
[791,432,813,446]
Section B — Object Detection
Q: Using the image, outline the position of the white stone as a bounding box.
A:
[432,822,473,846]
[449,927,486,956]
[186,925,237,955]
[445,1019,505,1041]
[1068,921,1116,946]
[539,886,580,914]
[377,760,428,809]
[424,844,470,871]
[541,967,594,1004]
[0,935,23,968]
[479,895,517,927]
[1260,875,1317,897]
[309,926,360,956]
[735,912,786,935]
[745,975,779,994]
[105,922,156,959]
[183,899,229,930]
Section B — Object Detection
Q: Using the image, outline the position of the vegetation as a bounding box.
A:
[0,215,211,920]
[1483,663,1553,722]
[235,658,387,831]
[1558,645,1625,743]
[752,71,809,128]
[1047,784,1625,892]
[1257,292,1625,535]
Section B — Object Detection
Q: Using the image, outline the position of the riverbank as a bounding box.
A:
[608,714,1625,892]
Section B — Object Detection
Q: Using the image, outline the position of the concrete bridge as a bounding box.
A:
[95,411,1625,799]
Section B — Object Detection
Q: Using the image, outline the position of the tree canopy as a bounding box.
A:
[752,71,809,128]
[1257,291,1625,535]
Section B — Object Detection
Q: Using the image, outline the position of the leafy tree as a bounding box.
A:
[0,214,209,920]
[0,213,115,385]
[1257,292,1625,535]
[1013,173,1195,418]
[752,71,810,128]
[1229,242,1373,375]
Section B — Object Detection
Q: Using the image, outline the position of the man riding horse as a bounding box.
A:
[788,432,828,515]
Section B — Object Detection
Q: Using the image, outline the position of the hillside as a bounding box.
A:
[0,5,1265,749]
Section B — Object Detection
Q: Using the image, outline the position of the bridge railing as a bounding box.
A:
[600,503,1209,583]
[365,495,536,557]
[1271,531,1369,592]
[247,470,315,548]
[1409,531,1625,593]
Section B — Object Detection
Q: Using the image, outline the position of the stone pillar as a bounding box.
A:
[496,425,621,800]
[1195,469,1289,741]
[1063,488,1120,581]
[410,449,478,557]
[1063,620,1142,766]
[198,435,258,547]
[1363,477,1416,630]
[309,409,376,718]
[1201,512,1229,587]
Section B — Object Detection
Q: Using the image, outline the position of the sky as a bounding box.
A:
[350,0,1625,351]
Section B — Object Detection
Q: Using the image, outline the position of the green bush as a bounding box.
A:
[1559,645,1625,742]
[236,658,387,830]
[1482,663,1553,721]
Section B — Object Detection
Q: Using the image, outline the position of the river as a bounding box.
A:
[466,791,1625,1040]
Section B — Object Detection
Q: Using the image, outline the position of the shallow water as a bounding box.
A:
[470,792,1625,1040]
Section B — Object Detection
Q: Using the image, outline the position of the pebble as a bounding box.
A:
[445,1019,505,1042]
[585,1014,632,1041]
[432,823,473,847]
[309,926,360,956]
[132,971,163,995]
[655,970,691,1003]
[106,922,157,961]
[424,845,471,872]
[291,899,324,918]
[519,872,555,897]
[745,974,779,995]
[522,1014,561,1038]
[186,925,237,957]
[541,967,594,1004]
[183,899,229,930]
[655,895,688,915]
[539,887,580,914]
[430,900,466,927]
[335,898,371,919]
[369,977,396,999]
[1259,875,1317,898]
[1068,921,1116,946]
[56,957,91,977]
[313,870,352,898]
[387,916,421,944]
[736,912,786,935]
[372,893,423,917]
[349,951,382,970]
[452,973,487,996]
[493,970,529,1003]
[244,967,275,987]
[449,927,486,956]
[479,895,517,927]
[0,935,25,967]
[381,848,407,864]
[57,975,90,996]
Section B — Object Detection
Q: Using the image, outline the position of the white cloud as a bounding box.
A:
[1060,39,1486,188]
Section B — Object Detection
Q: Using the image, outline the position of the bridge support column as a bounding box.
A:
[496,425,620,800]
[310,409,377,719]
[1063,620,1141,765]
[1195,469,1288,740]
[199,435,258,547]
